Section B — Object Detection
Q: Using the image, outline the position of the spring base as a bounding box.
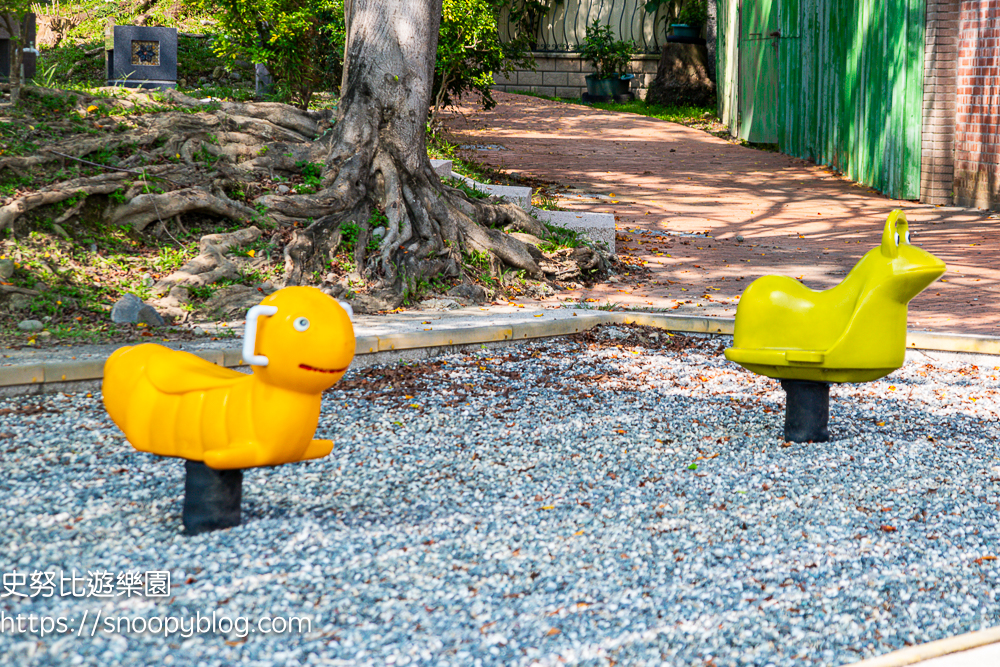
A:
[182,460,243,535]
[780,380,830,443]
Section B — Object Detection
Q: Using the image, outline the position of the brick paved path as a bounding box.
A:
[441,92,1000,335]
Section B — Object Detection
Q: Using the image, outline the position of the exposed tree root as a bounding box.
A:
[152,227,263,296]
[108,187,259,232]
[5,85,606,307]
[539,247,602,281]
[160,89,334,138]
[0,132,162,172]
[0,284,40,297]
[0,172,131,232]
[253,192,348,220]
[0,87,333,233]
[272,133,614,299]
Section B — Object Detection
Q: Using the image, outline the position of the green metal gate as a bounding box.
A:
[738,0,780,142]
[718,0,925,199]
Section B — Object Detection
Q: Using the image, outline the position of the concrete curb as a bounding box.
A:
[450,172,532,208]
[843,626,1000,667]
[906,331,1000,356]
[602,311,735,334]
[3,313,1000,396]
[529,207,617,257]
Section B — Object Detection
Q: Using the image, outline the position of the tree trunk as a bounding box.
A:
[271,0,548,301]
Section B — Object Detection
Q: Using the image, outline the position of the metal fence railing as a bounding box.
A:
[499,0,672,54]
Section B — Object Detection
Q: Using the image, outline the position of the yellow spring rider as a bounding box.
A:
[724,210,945,442]
[103,286,356,534]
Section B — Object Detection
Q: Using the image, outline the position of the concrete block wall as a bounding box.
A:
[953,0,1000,209]
[921,0,960,205]
[492,52,660,100]
[0,12,37,82]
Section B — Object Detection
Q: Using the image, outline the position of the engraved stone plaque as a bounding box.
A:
[108,25,177,89]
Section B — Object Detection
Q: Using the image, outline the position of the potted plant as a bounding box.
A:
[579,20,635,99]
[671,0,708,39]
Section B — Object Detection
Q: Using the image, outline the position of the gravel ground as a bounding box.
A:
[1,324,999,667]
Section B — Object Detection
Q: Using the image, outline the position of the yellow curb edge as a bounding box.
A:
[3,315,1000,389]
[843,626,1000,667]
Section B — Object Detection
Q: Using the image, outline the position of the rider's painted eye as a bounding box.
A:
[904,230,910,244]
[894,232,900,246]
[293,317,310,332]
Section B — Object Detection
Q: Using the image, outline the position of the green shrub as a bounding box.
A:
[433,0,534,117]
[643,0,708,31]
[676,0,708,26]
[579,20,635,79]
[185,0,345,109]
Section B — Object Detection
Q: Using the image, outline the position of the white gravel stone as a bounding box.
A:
[0,327,998,666]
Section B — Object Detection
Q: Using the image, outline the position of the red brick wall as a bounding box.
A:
[954,0,1000,209]
[921,0,960,205]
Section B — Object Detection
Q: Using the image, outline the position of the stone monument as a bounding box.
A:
[105,20,177,89]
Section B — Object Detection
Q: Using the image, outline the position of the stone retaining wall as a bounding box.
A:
[492,52,660,100]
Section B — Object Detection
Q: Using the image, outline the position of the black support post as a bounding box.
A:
[780,380,831,443]
[182,460,243,535]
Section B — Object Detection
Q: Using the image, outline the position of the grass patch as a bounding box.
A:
[586,99,713,124]
[506,88,713,123]
[0,208,283,348]
[443,176,489,200]
[532,188,563,211]
[538,223,586,252]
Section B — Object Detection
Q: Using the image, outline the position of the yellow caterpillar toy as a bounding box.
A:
[103,286,355,469]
